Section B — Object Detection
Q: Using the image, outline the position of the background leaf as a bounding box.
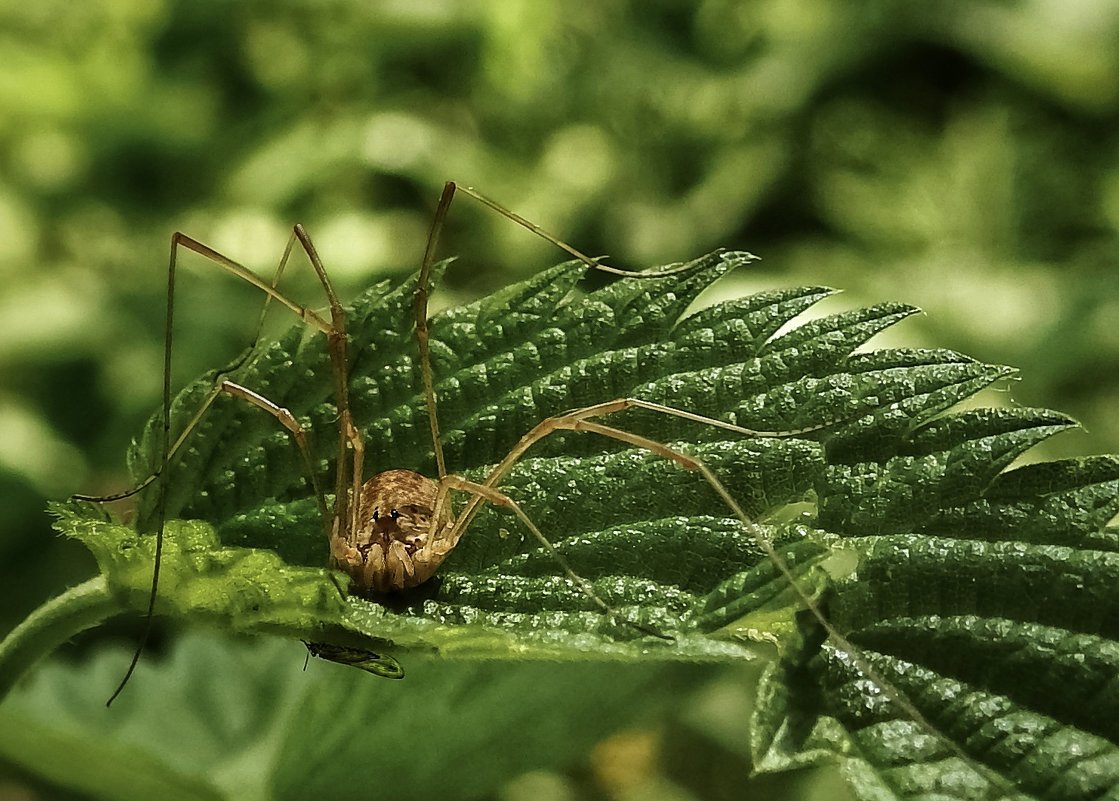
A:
[1,632,709,801]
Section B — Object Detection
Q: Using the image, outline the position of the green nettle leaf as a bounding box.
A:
[17,250,1119,798]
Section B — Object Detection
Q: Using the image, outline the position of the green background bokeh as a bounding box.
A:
[2,1,1118,797]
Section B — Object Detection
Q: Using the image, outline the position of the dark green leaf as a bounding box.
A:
[45,253,1119,799]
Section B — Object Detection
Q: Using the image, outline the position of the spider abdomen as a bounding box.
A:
[331,468,454,594]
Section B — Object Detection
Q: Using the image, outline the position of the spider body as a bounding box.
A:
[332,468,454,594]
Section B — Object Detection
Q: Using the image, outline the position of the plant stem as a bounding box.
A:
[0,577,121,702]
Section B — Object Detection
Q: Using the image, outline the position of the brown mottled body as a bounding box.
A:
[330,468,455,594]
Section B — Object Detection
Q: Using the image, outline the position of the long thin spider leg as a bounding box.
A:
[85,379,331,529]
[601,397,830,439]
[414,182,456,480]
[412,182,754,484]
[72,473,158,504]
[204,230,303,390]
[443,476,671,641]
[436,402,983,782]
[78,234,301,507]
[453,184,733,278]
[347,414,364,548]
[103,231,179,707]
[215,228,301,380]
[287,226,359,554]
[428,476,602,610]
[74,380,253,506]
[450,397,831,538]
[98,228,349,705]
[171,233,333,335]
[220,381,329,536]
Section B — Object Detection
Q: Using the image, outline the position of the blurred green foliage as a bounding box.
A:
[2,0,1118,798]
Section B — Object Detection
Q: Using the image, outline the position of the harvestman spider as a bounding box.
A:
[64,175,1025,800]
[78,182,834,704]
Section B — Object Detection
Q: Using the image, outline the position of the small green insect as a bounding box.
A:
[302,641,405,680]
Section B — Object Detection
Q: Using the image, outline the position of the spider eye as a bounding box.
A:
[390,509,400,520]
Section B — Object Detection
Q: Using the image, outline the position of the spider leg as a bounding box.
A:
[413,182,748,487]
[428,475,671,640]
[505,415,997,785]
[439,396,928,728]
[95,227,355,706]
[451,397,826,539]
[220,381,330,536]
[450,182,720,279]
[427,396,838,645]
[438,476,606,610]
